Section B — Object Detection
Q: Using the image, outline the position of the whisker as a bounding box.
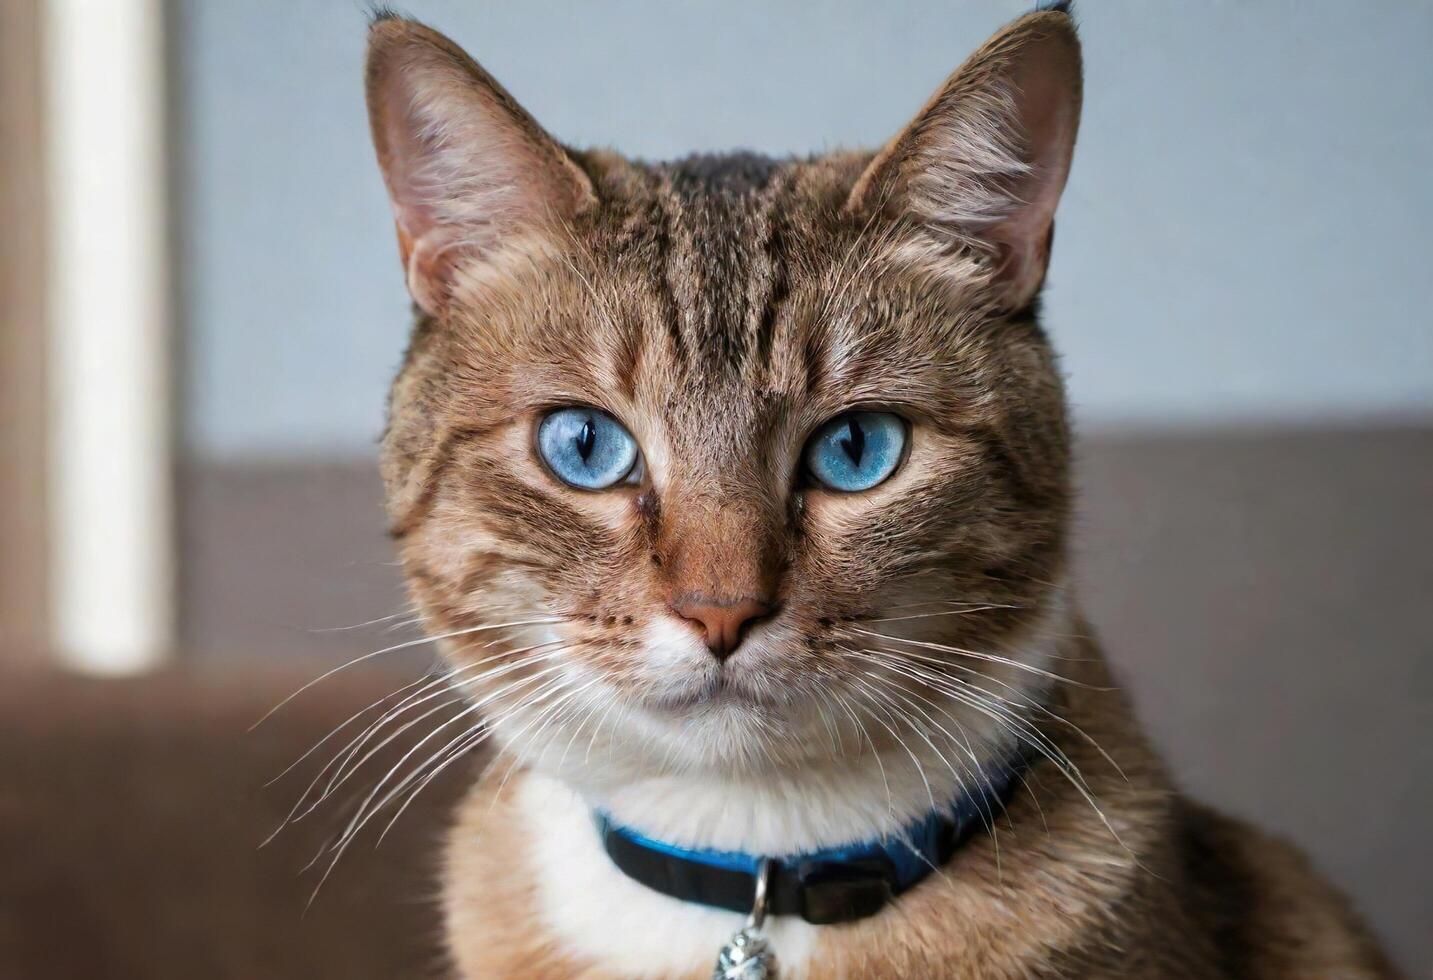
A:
[337,664,576,843]
[848,648,1080,787]
[857,670,978,802]
[849,653,1045,879]
[852,706,987,884]
[853,664,1000,824]
[486,674,605,810]
[830,690,894,821]
[585,686,626,765]
[305,666,576,904]
[253,616,562,729]
[306,609,421,634]
[847,676,937,811]
[270,639,571,837]
[265,668,439,788]
[853,637,1127,782]
[843,648,1128,853]
[860,603,1017,625]
[375,671,601,848]
[848,626,1105,689]
[555,682,615,773]
[262,669,457,846]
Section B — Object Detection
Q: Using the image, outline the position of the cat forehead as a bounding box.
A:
[439,150,1011,436]
[553,151,993,387]
[634,153,812,381]
[655,151,790,197]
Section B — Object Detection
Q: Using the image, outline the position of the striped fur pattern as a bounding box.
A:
[362,7,1396,977]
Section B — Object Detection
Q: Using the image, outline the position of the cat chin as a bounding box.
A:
[627,664,810,717]
[480,684,845,794]
[559,699,833,781]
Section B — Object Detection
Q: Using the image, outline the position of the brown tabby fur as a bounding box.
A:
[364,7,1397,978]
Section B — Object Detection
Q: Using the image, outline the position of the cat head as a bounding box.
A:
[365,9,1081,792]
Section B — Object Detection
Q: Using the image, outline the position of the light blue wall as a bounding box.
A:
[177,1,1433,459]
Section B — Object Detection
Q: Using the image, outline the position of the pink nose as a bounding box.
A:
[671,597,773,660]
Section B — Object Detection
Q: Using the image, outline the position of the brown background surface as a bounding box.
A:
[0,667,462,979]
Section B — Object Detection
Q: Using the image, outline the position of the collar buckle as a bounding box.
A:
[793,855,897,924]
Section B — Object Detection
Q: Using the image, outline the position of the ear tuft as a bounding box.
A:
[364,18,595,315]
[849,10,1082,309]
[366,5,407,27]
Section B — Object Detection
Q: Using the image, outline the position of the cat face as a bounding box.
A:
[366,11,1081,785]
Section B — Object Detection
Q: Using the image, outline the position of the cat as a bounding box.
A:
[362,6,1396,977]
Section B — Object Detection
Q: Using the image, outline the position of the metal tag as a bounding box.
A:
[712,859,777,979]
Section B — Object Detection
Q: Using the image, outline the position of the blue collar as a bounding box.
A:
[594,750,1031,925]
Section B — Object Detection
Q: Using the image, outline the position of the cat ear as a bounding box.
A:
[848,9,1081,309]
[365,17,596,315]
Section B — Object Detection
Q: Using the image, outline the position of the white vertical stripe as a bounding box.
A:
[45,0,173,673]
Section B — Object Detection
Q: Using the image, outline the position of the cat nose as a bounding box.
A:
[671,596,774,660]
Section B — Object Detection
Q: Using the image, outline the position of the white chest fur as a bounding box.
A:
[517,773,822,979]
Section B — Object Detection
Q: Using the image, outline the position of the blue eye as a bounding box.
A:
[804,411,906,492]
[537,408,641,489]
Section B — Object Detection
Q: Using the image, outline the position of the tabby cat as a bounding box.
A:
[362,6,1395,977]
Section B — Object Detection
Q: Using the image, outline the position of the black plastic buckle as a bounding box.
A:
[794,856,898,924]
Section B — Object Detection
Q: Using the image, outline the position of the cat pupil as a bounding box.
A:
[576,418,596,462]
[839,417,865,465]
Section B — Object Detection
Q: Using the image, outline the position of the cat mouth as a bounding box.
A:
[643,674,769,713]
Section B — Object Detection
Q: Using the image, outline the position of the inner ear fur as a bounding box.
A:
[365,16,596,315]
[847,10,1082,309]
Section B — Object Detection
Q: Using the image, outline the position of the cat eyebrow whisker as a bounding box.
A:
[551,228,625,339]
[813,176,903,333]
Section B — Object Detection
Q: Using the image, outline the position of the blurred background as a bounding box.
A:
[2,1,1429,976]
